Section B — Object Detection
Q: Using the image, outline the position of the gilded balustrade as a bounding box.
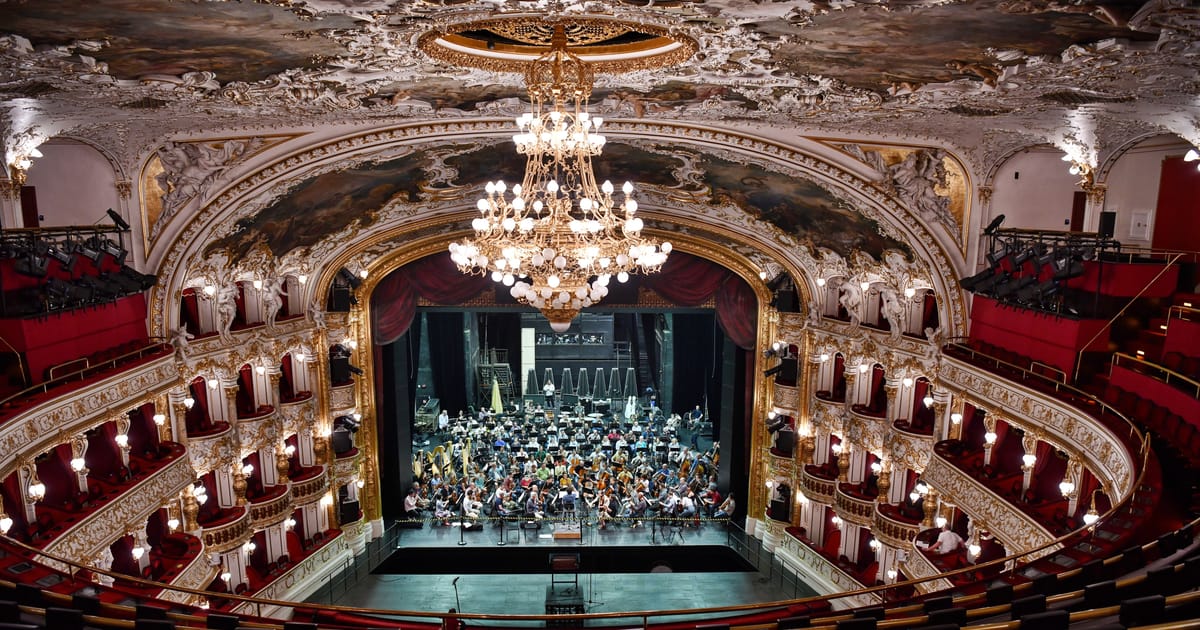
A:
[871,504,921,548]
[899,547,955,594]
[201,507,251,553]
[800,466,836,503]
[833,484,875,527]
[187,423,236,476]
[235,406,279,455]
[248,489,294,528]
[290,470,330,506]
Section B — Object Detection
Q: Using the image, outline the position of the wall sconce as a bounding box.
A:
[950,412,963,424]
[114,433,129,448]
[295,352,306,363]
[358,268,368,279]
[131,545,145,561]
[922,394,934,408]
[901,377,913,388]
[297,274,308,285]
[1082,491,1100,525]
[1058,481,1075,496]
[1022,454,1037,468]
[321,494,334,507]
[252,279,263,290]
[858,363,869,373]
[886,569,898,581]
[830,515,841,528]
[153,413,166,426]
[935,516,947,528]
[167,517,180,532]
[220,568,232,583]
[355,478,365,489]
[967,532,981,558]
[795,492,807,505]
[183,397,195,409]
[244,540,256,554]
[285,444,296,457]
[765,479,774,489]
[255,365,266,375]
[202,285,216,297]
[346,339,359,350]
[194,485,208,505]
[831,442,843,455]
[285,517,297,530]
[868,538,881,552]
[816,277,826,287]
[208,379,219,389]
[859,281,871,292]
[904,287,916,298]
[984,431,997,445]
[0,512,12,534]
[241,464,254,476]
[819,353,830,362]
[870,461,882,474]
[70,457,86,472]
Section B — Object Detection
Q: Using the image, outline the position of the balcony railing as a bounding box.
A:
[248,488,294,528]
[872,503,921,548]
[800,465,836,503]
[834,483,876,527]
[290,470,329,506]
[202,507,250,553]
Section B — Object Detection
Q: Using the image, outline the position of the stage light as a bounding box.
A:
[74,239,102,263]
[337,267,362,289]
[763,363,785,377]
[347,364,365,376]
[106,208,131,231]
[15,249,49,277]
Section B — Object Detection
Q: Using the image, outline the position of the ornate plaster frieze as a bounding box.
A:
[328,384,356,414]
[279,398,316,440]
[236,409,280,457]
[922,455,1058,557]
[0,356,179,479]
[187,425,237,477]
[231,530,352,614]
[845,410,886,455]
[939,358,1136,499]
[42,454,195,569]
[900,549,955,595]
[160,552,216,605]
[332,453,361,487]
[773,382,801,411]
[151,121,967,343]
[883,422,934,474]
[774,534,881,608]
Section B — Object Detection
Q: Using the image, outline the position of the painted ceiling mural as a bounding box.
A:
[202,140,909,262]
[1,0,1198,177]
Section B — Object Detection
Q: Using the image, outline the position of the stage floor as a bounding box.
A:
[305,520,819,623]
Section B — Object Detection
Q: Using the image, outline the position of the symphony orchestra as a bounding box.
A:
[404,399,733,530]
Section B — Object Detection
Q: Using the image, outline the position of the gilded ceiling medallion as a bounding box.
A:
[417,15,696,75]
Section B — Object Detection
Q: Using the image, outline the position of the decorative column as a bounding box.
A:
[232,462,248,506]
[1061,458,1082,515]
[69,434,89,494]
[982,414,997,466]
[224,382,240,421]
[182,485,201,533]
[876,460,892,505]
[115,415,131,468]
[884,376,902,424]
[945,397,964,442]
[921,487,939,528]
[131,526,150,574]
[1021,430,1039,495]
[276,443,292,485]
[837,440,851,482]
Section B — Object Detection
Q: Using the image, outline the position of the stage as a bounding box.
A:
[304,520,818,622]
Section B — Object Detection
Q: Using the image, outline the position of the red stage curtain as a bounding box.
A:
[1152,156,1200,252]
[644,253,728,306]
[715,273,757,350]
[372,255,489,345]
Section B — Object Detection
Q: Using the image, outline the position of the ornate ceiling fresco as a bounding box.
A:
[1,0,1198,295]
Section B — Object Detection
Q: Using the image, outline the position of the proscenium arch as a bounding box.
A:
[335,228,784,523]
[151,119,968,339]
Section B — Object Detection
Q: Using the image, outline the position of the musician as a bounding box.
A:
[597,490,614,529]
[404,487,427,520]
[434,490,453,526]
[713,492,735,519]
[627,491,649,527]
[526,484,545,519]
[438,410,450,434]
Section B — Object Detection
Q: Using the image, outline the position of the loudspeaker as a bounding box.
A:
[1098,211,1116,238]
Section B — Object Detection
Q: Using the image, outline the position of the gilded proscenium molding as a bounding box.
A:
[248,491,293,529]
[42,454,195,571]
[900,548,955,594]
[202,508,251,554]
[939,358,1135,500]
[922,455,1058,557]
[774,534,880,608]
[186,424,236,478]
[152,120,966,342]
[159,550,216,605]
[290,471,330,507]
[0,356,180,479]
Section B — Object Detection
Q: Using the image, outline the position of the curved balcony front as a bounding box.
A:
[833,483,875,527]
[872,502,922,549]
[201,507,250,554]
[290,469,329,506]
[187,422,236,475]
[800,464,836,504]
[248,486,294,529]
[236,406,278,454]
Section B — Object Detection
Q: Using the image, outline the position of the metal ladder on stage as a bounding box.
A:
[477,348,514,404]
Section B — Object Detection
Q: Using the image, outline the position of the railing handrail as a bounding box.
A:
[0,338,170,409]
[1073,252,1184,382]
[1110,352,1200,399]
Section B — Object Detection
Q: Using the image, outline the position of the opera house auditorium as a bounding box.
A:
[0,0,1197,628]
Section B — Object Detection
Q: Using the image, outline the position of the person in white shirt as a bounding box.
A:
[927,524,964,554]
[438,410,449,433]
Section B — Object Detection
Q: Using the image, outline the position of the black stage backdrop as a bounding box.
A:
[426,312,468,418]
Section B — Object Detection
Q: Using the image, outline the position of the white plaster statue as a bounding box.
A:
[838,280,862,329]
[261,276,287,329]
[170,326,195,362]
[890,149,953,228]
[217,284,238,339]
[881,288,906,341]
[308,302,327,330]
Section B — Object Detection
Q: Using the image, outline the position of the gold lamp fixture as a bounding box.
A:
[448,24,672,331]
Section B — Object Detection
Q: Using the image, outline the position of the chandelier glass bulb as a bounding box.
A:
[449,27,670,331]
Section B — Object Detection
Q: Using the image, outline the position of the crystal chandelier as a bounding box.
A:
[448,27,671,332]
